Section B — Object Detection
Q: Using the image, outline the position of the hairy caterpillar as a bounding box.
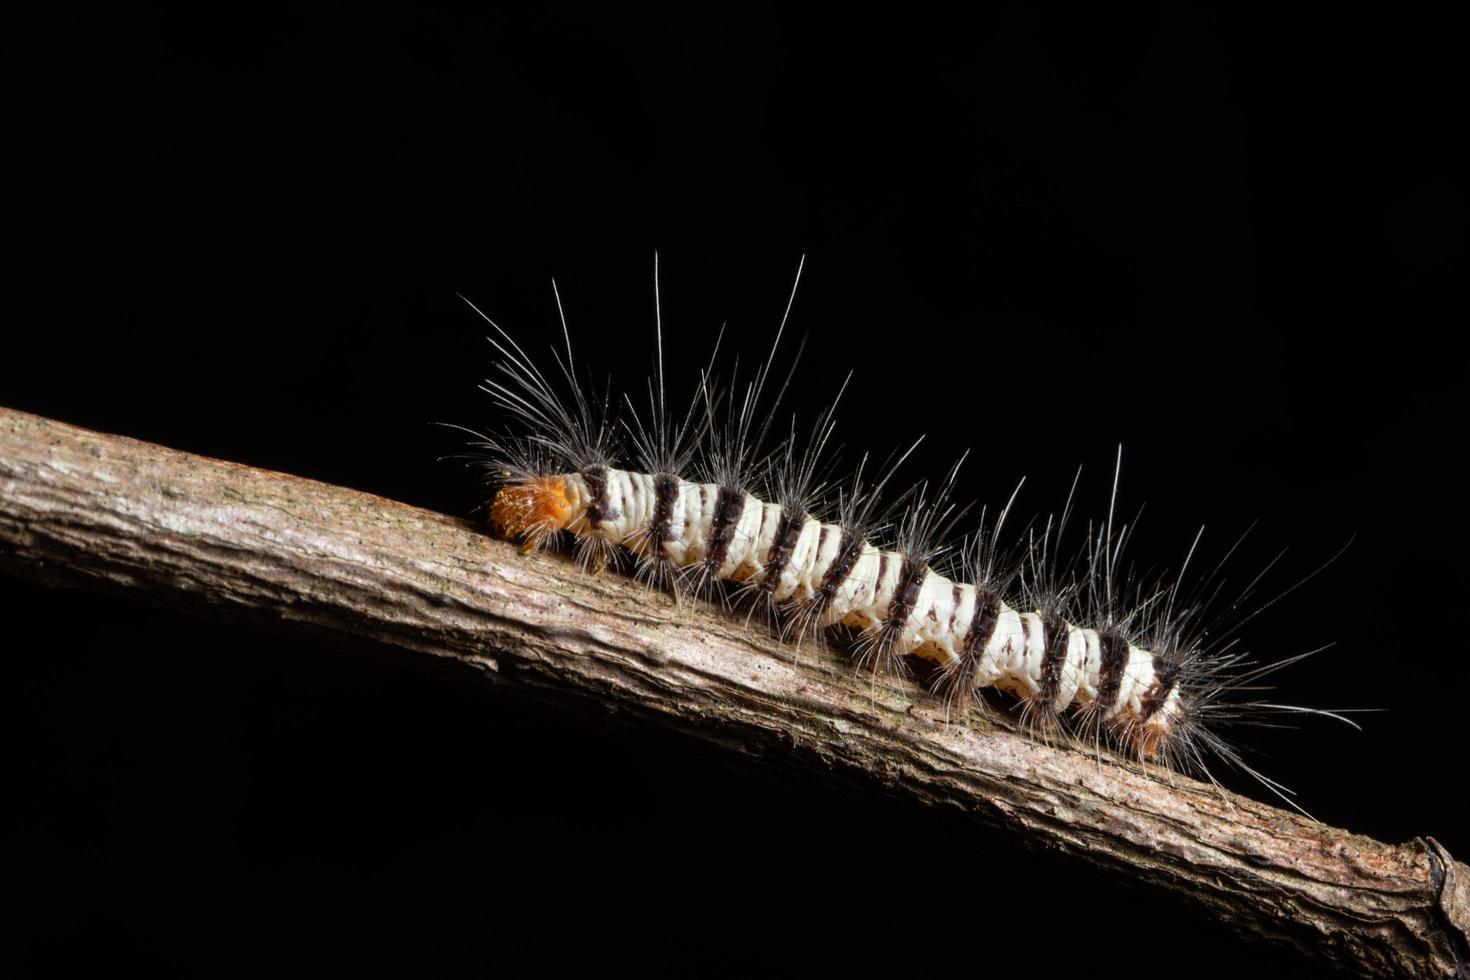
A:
[453,257,1355,810]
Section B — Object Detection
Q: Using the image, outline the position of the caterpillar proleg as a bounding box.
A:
[454,258,1358,812]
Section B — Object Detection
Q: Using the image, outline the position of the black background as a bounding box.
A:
[7,4,1465,977]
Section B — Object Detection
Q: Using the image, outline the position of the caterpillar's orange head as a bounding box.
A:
[491,476,576,552]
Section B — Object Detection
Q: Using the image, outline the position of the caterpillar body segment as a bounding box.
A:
[490,466,1184,754]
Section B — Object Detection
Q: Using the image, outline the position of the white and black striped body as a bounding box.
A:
[562,465,1183,736]
[462,269,1362,805]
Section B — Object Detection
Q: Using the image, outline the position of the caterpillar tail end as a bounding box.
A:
[490,476,576,553]
[1131,726,1167,764]
[1118,700,1182,766]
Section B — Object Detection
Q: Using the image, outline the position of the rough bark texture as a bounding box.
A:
[2,405,1466,978]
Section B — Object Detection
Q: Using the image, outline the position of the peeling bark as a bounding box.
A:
[2,405,1466,978]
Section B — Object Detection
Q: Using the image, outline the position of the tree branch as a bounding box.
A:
[2,405,1466,978]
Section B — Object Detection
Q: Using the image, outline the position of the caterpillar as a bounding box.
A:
[453,256,1355,811]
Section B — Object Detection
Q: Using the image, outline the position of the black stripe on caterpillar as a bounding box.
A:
[453,258,1358,810]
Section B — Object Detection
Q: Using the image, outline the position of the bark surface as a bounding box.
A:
[3,405,1466,978]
